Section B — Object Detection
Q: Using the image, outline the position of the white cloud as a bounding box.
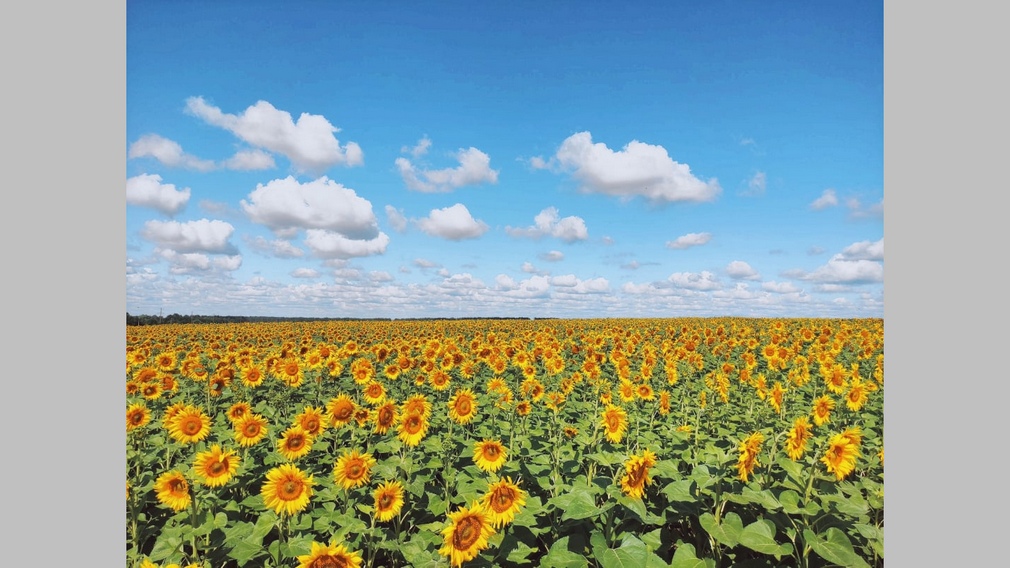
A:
[241,176,380,240]
[551,274,610,294]
[804,258,884,283]
[521,261,546,275]
[846,197,884,219]
[539,250,564,262]
[810,189,838,210]
[762,281,801,294]
[220,149,276,171]
[401,136,432,158]
[245,235,304,258]
[505,275,551,298]
[840,238,884,261]
[528,156,550,170]
[304,229,390,259]
[385,205,408,233]
[141,219,237,254]
[185,97,363,173]
[369,271,394,282]
[495,274,518,290]
[743,171,766,196]
[414,258,440,269]
[126,174,190,215]
[416,203,489,240]
[726,260,760,280]
[666,232,712,250]
[552,131,720,203]
[128,134,216,172]
[158,250,242,274]
[668,271,722,291]
[291,268,320,278]
[621,260,640,270]
[506,207,589,242]
[395,147,499,192]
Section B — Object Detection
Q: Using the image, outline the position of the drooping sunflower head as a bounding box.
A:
[785,416,813,461]
[481,477,526,528]
[234,413,269,447]
[473,439,507,473]
[600,404,628,443]
[295,541,363,568]
[438,502,496,567]
[277,425,314,461]
[154,470,191,512]
[261,463,314,517]
[736,432,765,483]
[167,406,212,445]
[620,449,657,499]
[127,403,151,432]
[821,430,861,481]
[448,389,478,425]
[373,480,405,522]
[373,401,398,435]
[333,450,376,490]
[193,444,241,487]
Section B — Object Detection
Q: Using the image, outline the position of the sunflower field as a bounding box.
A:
[126,318,883,568]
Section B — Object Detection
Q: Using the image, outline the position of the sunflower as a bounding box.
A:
[126,403,151,431]
[208,374,230,397]
[373,480,405,522]
[448,389,478,425]
[618,379,637,403]
[296,541,363,568]
[769,382,785,414]
[261,463,314,516]
[473,439,508,473]
[821,429,861,481]
[227,401,251,424]
[636,383,655,402]
[402,394,432,419]
[563,426,579,438]
[812,395,835,426]
[785,416,813,461]
[515,400,532,417]
[295,406,327,437]
[398,411,429,447]
[193,444,240,487]
[845,380,869,411]
[600,404,628,443]
[620,449,658,499]
[658,390,671,415]
[276,426,314,461]
[373,401,398,435]
[241,365,266,388]
[167,406,212,445]
[141,381,162,400]
[154,470,191,512]
[327,394,357,428]
[333,450,376,490]
[362,381,386,405]
[234,413,269,447]
[737,432,764,483]
[276,358,305,388]
[439,501,496,567]
[480,477,526,528]
[354,407,371,427]
[430,369,452,391]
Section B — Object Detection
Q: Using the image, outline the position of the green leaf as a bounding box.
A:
[641,528,664,552]
[803,527,871,568]
[550,487,603,521]
[595,535,668,568]
[698,512,743,548]
[539,535,589,568]
[227,538,267,566]
[670,543,716,568]
[662,480,696,502]
[147,534,183,562]
[777,489,802,514]
[213,511,229,529]
[738,519,794,558]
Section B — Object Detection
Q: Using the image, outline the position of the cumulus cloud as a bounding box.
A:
[414,258,440,269]
[506,207,589,242]
[241,176,380,240]
[158,250,242,274]
[126,174,190,215]
[369,271,394,282]
[762,281,801,294]
[846,197,884,219]
[291,268,320,278]
[220,149,276,171]
[726,260,760,280]
[244,235,304,258]
[743,171,766,196]
[793,239,884,284]
[810,189,838,210]
[539,250,564,262]
[385,205,408,233]
[304,229,390,259]
[185,97,363,173]
[551,274,610,294]
[416,203,489,240]
[668,271,722,291]
[128,134,216,172]
[666,232,712,250]
[840,238,884,261]
[401,136,432,158]
[395,147,499,192]
[495,274,518,290]
[140,219,237,254]
[551,131,720,203]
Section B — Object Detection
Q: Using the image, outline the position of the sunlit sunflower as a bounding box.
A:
[295,406,327,437]
[600,404,628,443]
[167,406,212,445]
[821,429,861,481]
[481,477,525,528]
[402,393,432,420]
[193,444,240,487]
[439,501,496,567]
[296,541,363,568]
[373,480,405,522]
[448,389,479,425]
[240,365,266,388]
[618,379,637,403]
[430,369,452,391]
[658,390,671,415]
[737,431,764,483]
[398,411,429,447]
[473,439,507,473]
[261,463,314,516]
[333,450,376,490]
[563,426,579,438]
[276,358,304,388]
[785,416,813,461]
[515,400,532,416]
[769,382,785,414]
[277,426,314,461]
[234,413,269,447]
[208,374,230,397]
[327,394,357,429]
[620,449,658,499]
[812,395,835,426]
[845,380,870,411]
[227,402,251,424]
[154,470,191,512]
[362,381,386,406]
[141,381,162,400]
[636,383,655,402]
[127,403,151,431]
[353,407,371,427]
[486,378,507,393]
[373,401,398,435]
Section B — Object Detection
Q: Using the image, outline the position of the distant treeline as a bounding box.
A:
[126,313,551,326]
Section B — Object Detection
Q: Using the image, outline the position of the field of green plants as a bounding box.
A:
[126,317,883,568]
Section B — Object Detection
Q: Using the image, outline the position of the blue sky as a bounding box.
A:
[126,1,883,319]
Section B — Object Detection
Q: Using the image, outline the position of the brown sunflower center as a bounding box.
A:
[490,488,516,513]
[379,493,393,509]
[169,478,187,493]
[606,414,620,431]
[287,435,305,450]
[130,412,144,425]
[483,445,500,459]
[244,423,261,437]
[182,417,202,435]
[280,479,303,500]
[310,555,348,568]
[346,461,364,479]
[378,408,394,426]
[335,405,353,420]
[404,415,423,433]
[456,398,472,415]
[209,459,227,476]
[452,515,483,550]
[304,417,320,432]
